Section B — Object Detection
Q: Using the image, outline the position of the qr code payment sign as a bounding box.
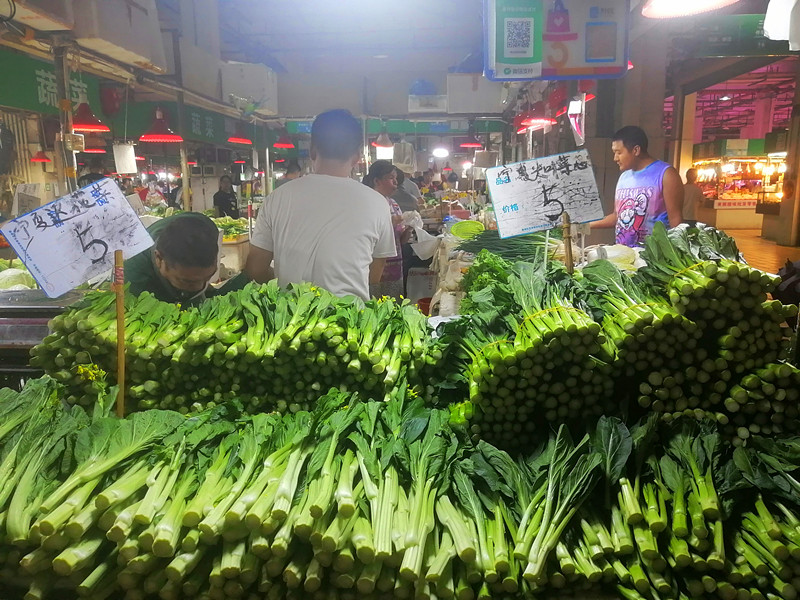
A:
[504,18,534,57]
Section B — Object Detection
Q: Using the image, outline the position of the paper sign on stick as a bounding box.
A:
[486,150,603,238]
[0,178,153,298]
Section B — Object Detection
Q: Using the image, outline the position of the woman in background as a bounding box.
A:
[362,160,408,299]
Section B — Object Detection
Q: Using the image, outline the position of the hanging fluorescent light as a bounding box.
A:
[720,95,732,101]
[72,102,110,133]
[432,146,449,158]
[642,0,742,18]
[228,122,253,145]
[273,134,295,149]
[135,155,146,161]
[139,107,183,143]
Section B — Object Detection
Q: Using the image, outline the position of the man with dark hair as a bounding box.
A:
[213,175,239,218]
[246,109,396,301]
[77,157,105,187]
[593,125,683,246]
[125,212,222,305]
[276,161,302,187]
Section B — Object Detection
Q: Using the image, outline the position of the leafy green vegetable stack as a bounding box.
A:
[638,222,781,335]
[30,282,438,415]
[438,258,615,452]
[5,377,800,600]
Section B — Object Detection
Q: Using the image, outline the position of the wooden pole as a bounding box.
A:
[113,250,125,417]
[562,212,574,274]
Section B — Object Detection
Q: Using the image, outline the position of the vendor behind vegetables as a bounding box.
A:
[125,212,246,306]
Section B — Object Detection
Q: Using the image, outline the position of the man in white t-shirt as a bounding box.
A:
[245,109,396,301]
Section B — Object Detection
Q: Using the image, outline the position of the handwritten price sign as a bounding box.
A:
[486,150,604,238]
[0,178,154,298]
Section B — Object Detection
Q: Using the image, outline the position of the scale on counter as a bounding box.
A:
[0,289,87,378]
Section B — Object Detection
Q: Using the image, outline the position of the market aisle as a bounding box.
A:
[725,229,800,274]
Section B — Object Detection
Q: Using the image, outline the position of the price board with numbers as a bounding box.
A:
[486,150,603,238]
[0,178,154,298]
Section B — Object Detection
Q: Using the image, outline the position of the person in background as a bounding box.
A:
[392,168,420,213]
[683,168,703,226]
[592,125,683,247]
[245,109,396,302]
[421,169,441,192]
[213,175,240,218]
[120,177,135,195]
[363,160,408,300]
[77,157,105,187]
[125,212,245,306]
[285,161,302,181]
[168,178,183,210]
[443,171,460,190]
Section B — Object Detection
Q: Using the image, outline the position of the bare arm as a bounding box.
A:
[591,211,618,229]
[662,167,685,228]
[244,245,275,283]
[369,258,387,284]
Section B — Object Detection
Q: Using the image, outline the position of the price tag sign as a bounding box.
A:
[486,150,603,238]
[0,178,154,298]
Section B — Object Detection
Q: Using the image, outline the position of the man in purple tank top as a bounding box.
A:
[593,126,684,247]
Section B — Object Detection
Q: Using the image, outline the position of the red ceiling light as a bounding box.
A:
[233,155,246,164]
[135,155,146,161]
[520,114,557,129]
[83,135,107,154]
[273,134,295,149]
[30,150,51,163]
[139,107,183,143]
[459,135,483,149]
[274,158,286,163]
[555,106,568,118]
[72,102,110,133]
[228,122,253,145]
[187,160,197,166]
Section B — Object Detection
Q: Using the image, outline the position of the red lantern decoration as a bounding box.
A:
[99,84,123,117]
[548,84,568,110]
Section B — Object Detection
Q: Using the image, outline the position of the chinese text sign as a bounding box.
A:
[486,150,603,238]
[0,178,154,298]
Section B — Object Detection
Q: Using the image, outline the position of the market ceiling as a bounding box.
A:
[216,0,484,76]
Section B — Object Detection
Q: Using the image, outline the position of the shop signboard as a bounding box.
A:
[0,178,153,298]
[484,0,630,81]
[486,150,603,237]
[0,47,100,116]
[688,14,790,58]
[714,199,758,210]
[184,105,227,146]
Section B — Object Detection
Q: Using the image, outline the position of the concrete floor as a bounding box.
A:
[726,230,800,275]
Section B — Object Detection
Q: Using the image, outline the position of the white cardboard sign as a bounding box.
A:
[0,178,154,298]
[486,150,603,238]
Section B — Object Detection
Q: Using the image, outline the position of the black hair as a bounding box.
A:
[219,175,232,184]
[362,160,395,189]
[121,177,132,184]
[447,172,459,184]
[395,168,405,186]
[286,161,302,174]
[613,126,649,153]
[311,109,363,161]
[156,214,219,269]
